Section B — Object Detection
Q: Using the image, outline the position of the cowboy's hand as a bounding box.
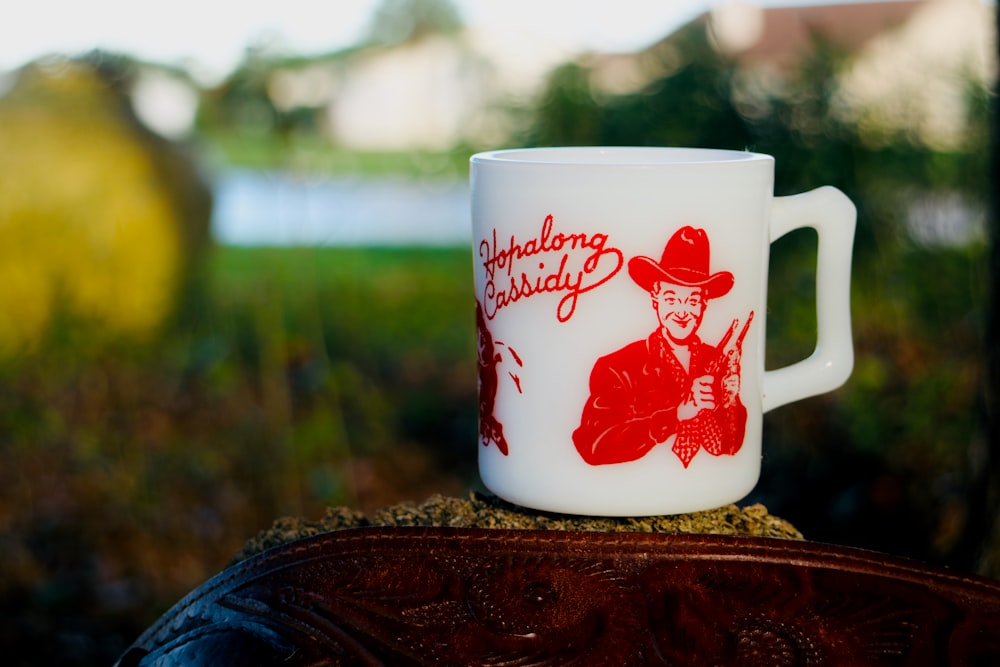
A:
[678,375,716,421]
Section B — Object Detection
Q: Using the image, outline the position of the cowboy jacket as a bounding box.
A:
[572,330,747,467]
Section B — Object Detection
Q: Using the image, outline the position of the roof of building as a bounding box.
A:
[710,1,925,69]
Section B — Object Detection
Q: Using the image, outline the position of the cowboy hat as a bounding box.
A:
[628,226,734,298]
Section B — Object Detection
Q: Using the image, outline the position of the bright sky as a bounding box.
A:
[0,0,810,81]
[1,0,936,83]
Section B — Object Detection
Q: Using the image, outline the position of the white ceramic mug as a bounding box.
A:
[471,147,855,516]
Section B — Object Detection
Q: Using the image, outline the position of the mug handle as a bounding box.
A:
[762,186,857,413]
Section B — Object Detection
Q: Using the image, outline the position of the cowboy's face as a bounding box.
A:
[652,282,706,343]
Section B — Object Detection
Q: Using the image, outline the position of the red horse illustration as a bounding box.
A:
[573,226,751,468]
[477,301,521,455]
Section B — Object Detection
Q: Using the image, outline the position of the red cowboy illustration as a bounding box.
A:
[573,226,751,468]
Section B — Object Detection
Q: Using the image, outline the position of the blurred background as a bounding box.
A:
[0,0,996,663]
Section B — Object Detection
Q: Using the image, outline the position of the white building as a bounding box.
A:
[265,29,574,152]
[706,0,995,150]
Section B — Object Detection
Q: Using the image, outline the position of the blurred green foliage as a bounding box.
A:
[366,0,463,46]
[0,245,476,666]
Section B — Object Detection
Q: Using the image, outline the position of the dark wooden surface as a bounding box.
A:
[117,527,1000,666]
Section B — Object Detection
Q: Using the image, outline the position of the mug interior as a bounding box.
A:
[472,146,770,166]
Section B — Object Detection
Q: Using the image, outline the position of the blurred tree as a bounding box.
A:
[199,45,282,137]
[0,53,212,354]
[526,23,750,149]
[602,24,751,150]
[365,0,462,47]
[528,62,602,147]
[952,7,1000,576]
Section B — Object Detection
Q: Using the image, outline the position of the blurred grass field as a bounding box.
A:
[0,244,479,663]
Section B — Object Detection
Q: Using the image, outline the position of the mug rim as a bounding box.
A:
[471,146,773,166]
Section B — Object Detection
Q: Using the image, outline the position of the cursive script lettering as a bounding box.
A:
[479,214,624,322]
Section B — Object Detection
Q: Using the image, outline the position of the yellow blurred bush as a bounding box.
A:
[0,57,209,354]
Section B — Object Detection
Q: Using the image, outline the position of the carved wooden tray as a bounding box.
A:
[116,528,1000,666]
